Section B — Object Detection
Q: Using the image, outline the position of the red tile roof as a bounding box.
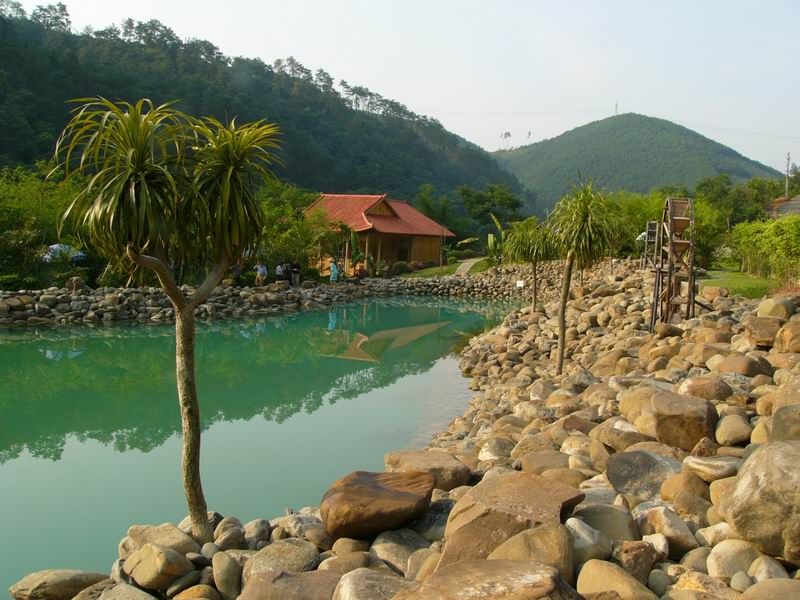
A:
[306,194,455,237]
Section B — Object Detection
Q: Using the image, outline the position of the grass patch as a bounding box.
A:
[399,257,492,278]
[469,258,493,274]
[701,270,779,299]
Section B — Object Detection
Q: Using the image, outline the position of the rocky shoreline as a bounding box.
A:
[9,259,800,599]
[0,261,564,327]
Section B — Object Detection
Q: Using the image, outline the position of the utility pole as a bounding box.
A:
[787,152,792,202]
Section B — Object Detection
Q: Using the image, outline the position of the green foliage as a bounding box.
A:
[0,10,523,203]
[390,261,411,275]
[504,216,557,265]
[446,256,458,265]
[495,113,781,211]
[486,214,508,266]
[456,183,523,236]
[731,216,800,282]
[549,179,619,268]
[606,190,663,255]
[55,98,281,280]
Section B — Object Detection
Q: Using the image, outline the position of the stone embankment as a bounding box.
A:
[0,260,569,326]
[10,259,800,599]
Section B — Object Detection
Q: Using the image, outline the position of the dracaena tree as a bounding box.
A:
[54,98,281,541]
[505,216,557,310]
[549,179,618,375]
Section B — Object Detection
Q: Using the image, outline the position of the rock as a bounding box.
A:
[72,579,114,600]
[565,517,612,563]
[239,570,341,600]
[392,560,581,599]
[520,450,570,474]
[406,548,439,580]
[213,518,246,551]
[745,317,785,347]
[487,524,574,584]
[722,441,800,563]
[606,451,682,503]
[661,472,710,501]
[774,321,800,353]
[122,544,195,591]
[9,570,109,600]
[332,538,370,555]
[331,567,417,600]
[369,529,429,575]
[384,450,471,491]
[681,546,712,572]
[769,405,800,441]
[757,298,794,319]
[730,571,753,592]
[747,555,789,582]
[696,522,736,547]
[243,519,272,550]
[320,470,435,540]
[717,354,771,377]
[741,579,800,598]
[243,538,320,583]
[408,498,454,542]
[128,524,200,555]
[165,572,201,598]
[174,585,220,600]
[634,391,718,451]
[639,506,699,559]
[437,471,583,567]
[611,540,659,584]
[575,559,658,599]
[573,504,639,541]
[707,539,762,581]
[677,376,733,401]
[211,551,241,600]
[670,570,740,599]
[683,455,741,482]
[98,584,158,600]
[716,415,753,446]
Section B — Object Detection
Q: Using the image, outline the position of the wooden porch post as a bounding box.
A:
[365,234,370,275]
[344,237,350,276]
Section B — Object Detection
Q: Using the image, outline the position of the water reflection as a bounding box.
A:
[0,297,514,464]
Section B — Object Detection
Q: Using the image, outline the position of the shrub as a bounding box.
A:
[409,261,424,271]
[391,261,411,275]
[447,256,458,265]
[425,260,438,268]
[0,273,36,290]
[302,267,321,281]
[460,248,478,258]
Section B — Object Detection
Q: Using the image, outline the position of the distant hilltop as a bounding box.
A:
[494,113,781,211]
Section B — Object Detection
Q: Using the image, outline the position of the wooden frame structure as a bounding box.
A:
[649,197,697,330]
[640,220,659,270]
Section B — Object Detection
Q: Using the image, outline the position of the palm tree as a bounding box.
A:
[54,98,281,541]
[505,217,557,310]
[549,179,618,375]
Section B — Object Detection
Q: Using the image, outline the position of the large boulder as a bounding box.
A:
[384,450,470,491]
[723,441,800,563]
[757,297,795,319]
[98,584,156,600]
[575,559,658,599]
[331,567,416,600]
[634,390,717,451]
[487,524,574,585]
[127,524,201,555]
[392,560,581,599]
[122,544,195,591]
[239,570,341,600]
[9,570,108,600]
[242,538,320,583]
[606,450,682,503]
[437,471,583,568]
[774,320,800,353]
[321,471,435,540]
[368,529,429,575]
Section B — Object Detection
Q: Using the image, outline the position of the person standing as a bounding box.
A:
[275,263,284,280]
[330,261,339,286]
[255,262,267,286]
[290,261,301,287]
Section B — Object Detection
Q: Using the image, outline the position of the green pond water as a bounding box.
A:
[0,297,510,590]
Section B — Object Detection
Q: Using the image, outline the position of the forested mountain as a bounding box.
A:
[494,113,781,211]
[0,6,523,201]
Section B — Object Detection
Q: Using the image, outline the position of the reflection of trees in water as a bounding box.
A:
[0,297,517,463]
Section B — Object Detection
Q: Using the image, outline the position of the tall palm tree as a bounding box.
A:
[549,179,618,375]
[54,98,281,541]
[505,216,557,310]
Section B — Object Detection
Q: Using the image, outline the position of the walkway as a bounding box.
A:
[455,257,482,275]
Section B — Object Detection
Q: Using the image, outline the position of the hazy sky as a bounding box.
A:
[22,0,800,171]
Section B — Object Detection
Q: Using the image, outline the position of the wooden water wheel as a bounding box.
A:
[649,197,697,330]
[640,220,659,270]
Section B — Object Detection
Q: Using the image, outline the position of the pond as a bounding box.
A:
[0,297,511,590]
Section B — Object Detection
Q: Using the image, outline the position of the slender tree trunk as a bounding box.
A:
[175,307,213,543]
[531,260,538,311]
[556,254,575,376]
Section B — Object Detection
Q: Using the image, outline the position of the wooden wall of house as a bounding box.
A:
[411,236,441,264]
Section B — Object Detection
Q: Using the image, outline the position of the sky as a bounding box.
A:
[21,0,800,171]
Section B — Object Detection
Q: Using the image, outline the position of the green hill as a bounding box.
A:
[494,113,781,211]
[0,10,521,201]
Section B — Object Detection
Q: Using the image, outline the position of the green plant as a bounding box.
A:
[505,216,557,309]
[54,97,280,541]
[391,261,411,275]
[447,256,458,265]
[549,179,619,374]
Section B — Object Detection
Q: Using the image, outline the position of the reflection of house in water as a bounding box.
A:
[321,321,450,363]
